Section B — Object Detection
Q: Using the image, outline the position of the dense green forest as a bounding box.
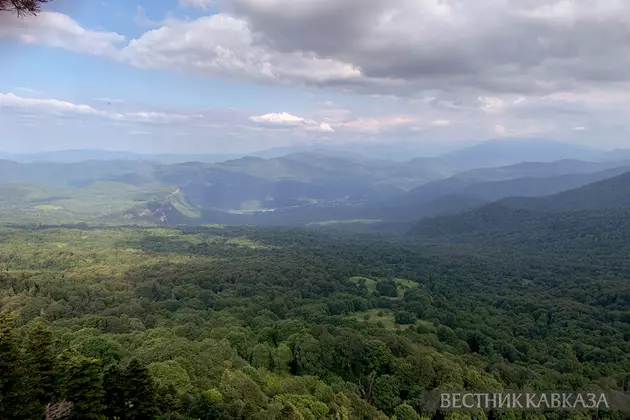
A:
[1,224,629,419]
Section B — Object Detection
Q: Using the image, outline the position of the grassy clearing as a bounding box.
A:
[348,276,418,296]
[308,219,382,226]
[225,237,272,249]
[350,309,412,330]
[348,276,377,293]
[393,278,419,294]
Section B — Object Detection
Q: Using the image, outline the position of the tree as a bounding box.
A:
[103,365,125,420]
[394,311,417,325]
[279,401,304,420]
[0,0,50,16]
[376,280,398,297]
[60,354,105,420]
[104,360,159,420]
[371,375,401,414]
[122,359,159,420]
[185,388,223,420]
[0,312,23,419]
[25,320,58,413]
[148,360,193,394]
[393,404,422,420]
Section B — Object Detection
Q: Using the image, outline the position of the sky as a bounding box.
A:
[1,0,630,154]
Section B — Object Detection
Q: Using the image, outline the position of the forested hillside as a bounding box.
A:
[410,171,630,256]
[1,225,630,419]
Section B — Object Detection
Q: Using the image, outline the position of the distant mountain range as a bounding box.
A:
[2,139,630,229]
[440,139,600,170]
[395,160,630,208]
[0,149,243,164]
[409,170,630,255]
[4,138,622,165]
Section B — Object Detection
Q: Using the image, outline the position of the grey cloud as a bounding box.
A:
[119,15,361,86]
[228,0,630,95]
[7,2,630,98]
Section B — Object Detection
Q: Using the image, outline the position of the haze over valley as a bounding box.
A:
[2,139,630,231]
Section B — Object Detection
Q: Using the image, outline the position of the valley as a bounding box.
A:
[3,140,630,230]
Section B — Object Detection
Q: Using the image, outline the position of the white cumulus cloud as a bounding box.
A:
[0,12,124,57]
[249,112,335,132]
[0,93,196,123]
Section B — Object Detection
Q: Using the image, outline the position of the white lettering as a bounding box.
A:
[550,393,561,408]
[574,393,585,408]
[452,393,462,409]
[562,393,572,408]
[441,393,451,409]
[526,393,539,409]
[512,393,523,409]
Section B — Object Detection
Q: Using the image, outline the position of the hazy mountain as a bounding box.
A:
[2,149,243,164]
[410,170,630,251]
[5,147,628,230]
[149,152,456,211]
[216,152,455,189]
[498,170,630,212]
[598,148,630,162]
[398,159,630,206]
[440,139,600,170]
[0,153,459,224]
[0,159,156,188]
[397,164,630,210]
[250,141,470,161]
[5,138,605,167]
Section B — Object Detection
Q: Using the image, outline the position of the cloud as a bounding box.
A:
[225,0,630,96]
[432,119,451,127]
[337,116,416,133]
[0,93,196,123]
[119,15,360,86]
[0,12,124,57]
[4,4,630,149]
[250,112,310,125]
[249,112,334,132]
[313,123,334,133]
[6,3,630,100]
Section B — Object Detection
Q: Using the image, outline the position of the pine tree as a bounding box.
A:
[60,353,106,420]
[122,359,159,420]
[103,364,126,420]
[0,312,25,419]
[25,319,58,413]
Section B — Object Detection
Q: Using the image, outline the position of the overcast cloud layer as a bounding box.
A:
[1,0,630,152]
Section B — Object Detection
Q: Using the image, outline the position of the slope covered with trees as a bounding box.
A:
[1,225,630,418]
[410,170,630,257]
